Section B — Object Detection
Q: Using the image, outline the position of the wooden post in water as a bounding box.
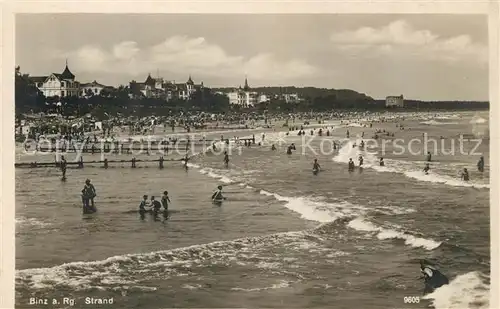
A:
[131,157,136,168]
[159,156,164,169]
[78,156,84,169]
[104,158,108,169]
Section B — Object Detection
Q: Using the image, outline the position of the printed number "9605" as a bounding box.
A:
[404,296,420,303]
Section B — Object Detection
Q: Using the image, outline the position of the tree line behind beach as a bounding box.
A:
[15,70,488,118]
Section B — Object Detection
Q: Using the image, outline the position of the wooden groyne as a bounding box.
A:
[16,135,258,170]
[15,156,186,169]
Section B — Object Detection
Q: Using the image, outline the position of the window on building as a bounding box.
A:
[38,83,43,87]
[61,91,65,97]
[61,82,65,87]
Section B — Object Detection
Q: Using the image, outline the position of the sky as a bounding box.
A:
[16,14,489,101]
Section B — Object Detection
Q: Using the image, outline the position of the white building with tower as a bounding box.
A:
[30,61,80,98]
[226,77,259,107]
[385,95,404,107]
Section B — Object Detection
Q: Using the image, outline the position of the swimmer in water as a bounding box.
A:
[348,158,355,172]
[358,155,364,167]
[426,151,432,162]
[81,179,97,212]
[211,185,224,201]
[161,191,171,211]
[379,157,385,166]
[60,155,67,180]
[151,196,162,216]
[477,156,485,173]
[286,145,293,155]
[461,168,470,181]
[139,195,149,212]
[423,163,430,175]
[223,151,229,168]
[313,159,321,172]
[271,144,276,151]
[420,260,449,294]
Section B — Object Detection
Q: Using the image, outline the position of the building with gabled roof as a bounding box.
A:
[80,80,109,97]
[130,73,204,101]
[29,61,80,98]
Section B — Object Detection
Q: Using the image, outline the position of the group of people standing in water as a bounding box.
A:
[138,192,171,220]
[76,119,486,215]
[422,151,485,182]
[79,177,226,217]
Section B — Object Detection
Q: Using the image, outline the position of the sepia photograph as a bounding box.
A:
[7,9,495,309]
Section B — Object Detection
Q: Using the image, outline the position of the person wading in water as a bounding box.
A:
[60,155,67,180]
[81,179,97,212]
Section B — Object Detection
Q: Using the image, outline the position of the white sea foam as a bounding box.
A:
[469,116,487,124]
[404,170,489,189]
[189,162,437,251]
[423,271,490,309]
[259,190,348,222]
[16,231,308,291]
[435,114,461,120]
[333,143,489,189]
[421,120,459,125]
[181,283,203,290]
[231,280,293,292]
[332,139,379,167]
[348,217,441,250]
[15,217,52,228]
[199,168,233,184]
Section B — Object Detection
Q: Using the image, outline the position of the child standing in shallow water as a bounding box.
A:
[161,191,171,211]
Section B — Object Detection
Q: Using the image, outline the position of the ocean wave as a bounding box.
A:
[181,283,203,290]
[421,120,459,125]
[189,162,438,251]
[404,170,489,189]
[347,218,441,250]
[16,231,305,290]
[230,280,294,292]
[15,217,53,228]
[435,114,461,120]
[423,271,490,309]
[469,117,487,124]
[333,142,489,189]
[199,168,234,184]
[17,230,350,293]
